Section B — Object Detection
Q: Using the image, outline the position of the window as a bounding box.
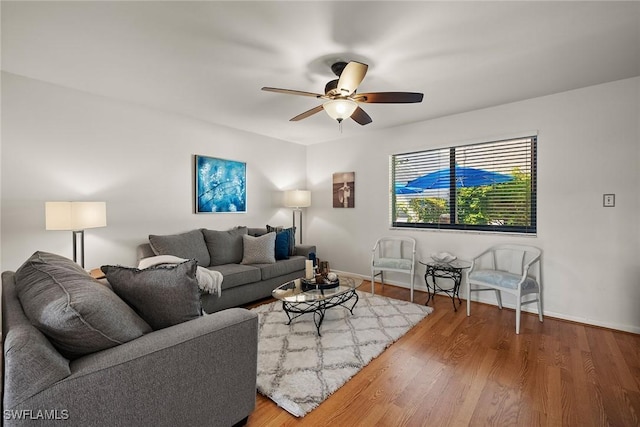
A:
[391,136,537,234]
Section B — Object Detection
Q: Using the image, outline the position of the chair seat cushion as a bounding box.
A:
[373,258,413,271]
[469,269,538,290]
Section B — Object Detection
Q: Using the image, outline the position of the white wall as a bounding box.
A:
[2,72,638,333]
[307,77,640,333]
[1,72,307,270]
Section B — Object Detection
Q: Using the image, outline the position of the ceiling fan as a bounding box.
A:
[261,61,423,125]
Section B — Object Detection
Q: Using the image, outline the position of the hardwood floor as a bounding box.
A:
[245,282,640,426]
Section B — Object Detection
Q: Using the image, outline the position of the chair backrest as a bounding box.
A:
[373,237,416,260]
[488,244,541,276]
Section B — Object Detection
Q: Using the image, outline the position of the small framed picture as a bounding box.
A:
[195,155,246,213]
[333,172,355,208]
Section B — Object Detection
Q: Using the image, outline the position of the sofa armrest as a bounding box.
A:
[295,244,316,258]
[8,309,258,427]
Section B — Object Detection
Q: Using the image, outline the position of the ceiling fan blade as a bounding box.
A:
[354,92,424,103]
[351,106,372,126]
[290,105,324,121]
[262,87,324,98]
[337,62,368,95]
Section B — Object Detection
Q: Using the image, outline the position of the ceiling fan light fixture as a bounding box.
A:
[263,60,422,127]
[323,99,358,123]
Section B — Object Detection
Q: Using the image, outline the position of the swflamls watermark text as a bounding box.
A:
[4,409,69,421]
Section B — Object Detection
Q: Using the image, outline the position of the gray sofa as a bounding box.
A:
[2,258,258,426]
[137,227,316,313]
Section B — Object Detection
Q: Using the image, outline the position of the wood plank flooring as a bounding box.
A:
[245,282,640,426]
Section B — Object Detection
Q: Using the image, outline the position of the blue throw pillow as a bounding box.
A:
[275,229,291,260]
[285,226,296,256]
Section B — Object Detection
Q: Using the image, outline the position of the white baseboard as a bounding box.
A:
[333,270,640,335]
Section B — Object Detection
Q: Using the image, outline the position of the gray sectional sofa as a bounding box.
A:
[2,252,258,427]
[2,226,313,426]
[137,226,316,313]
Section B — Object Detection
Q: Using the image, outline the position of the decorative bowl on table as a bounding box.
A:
[301,276,340,291]
[431,252,457,263]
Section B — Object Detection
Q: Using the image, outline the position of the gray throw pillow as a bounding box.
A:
[202,227,247,266]
[102,260,201,330]
[149,230,210,267]
[241,232,276,264]
[14,251,152,359]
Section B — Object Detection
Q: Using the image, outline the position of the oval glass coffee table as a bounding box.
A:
[272,276,362,336]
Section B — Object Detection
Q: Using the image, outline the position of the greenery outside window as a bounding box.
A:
[391,136,537,234]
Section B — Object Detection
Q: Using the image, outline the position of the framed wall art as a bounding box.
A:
[195,155,246,213]
[333,171,355,208]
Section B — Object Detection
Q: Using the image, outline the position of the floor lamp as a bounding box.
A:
[45,201,107,268]
[283,190,311,244]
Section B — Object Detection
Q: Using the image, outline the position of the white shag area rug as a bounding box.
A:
[251,290,433,417]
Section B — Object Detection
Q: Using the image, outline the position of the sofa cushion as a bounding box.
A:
[14,251,152,359]
[102,260,202,330]
[202,227,247,266]
[149,229,210,267]
[207,263,261,290]
[265,224,283,233]
[248,227,267,237]
[4,324,72,408]
[257,256,306,281]
[274,229,291,260]
[241,233,276,265]
[2,271,72,409]
[286,228,296,256]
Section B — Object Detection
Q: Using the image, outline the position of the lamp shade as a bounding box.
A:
[323,99,358,122]
[283,190,311,208]
[45,202,107,231]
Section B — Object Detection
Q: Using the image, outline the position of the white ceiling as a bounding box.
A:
[2,1,639,145]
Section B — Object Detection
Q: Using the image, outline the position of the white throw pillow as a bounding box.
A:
[241,233,276,264]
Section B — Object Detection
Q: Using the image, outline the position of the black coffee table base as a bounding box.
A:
[281,289,359,336]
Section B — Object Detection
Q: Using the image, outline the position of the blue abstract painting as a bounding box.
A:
[195,155,246,213]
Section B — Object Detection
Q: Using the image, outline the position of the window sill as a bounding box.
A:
[388,226,537,238]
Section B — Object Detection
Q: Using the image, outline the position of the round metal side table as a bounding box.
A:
[419,259,471,311]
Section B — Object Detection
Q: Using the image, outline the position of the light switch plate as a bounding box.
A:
[603,194,615,207]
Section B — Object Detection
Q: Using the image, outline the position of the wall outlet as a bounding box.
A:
[603,194,615,207]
